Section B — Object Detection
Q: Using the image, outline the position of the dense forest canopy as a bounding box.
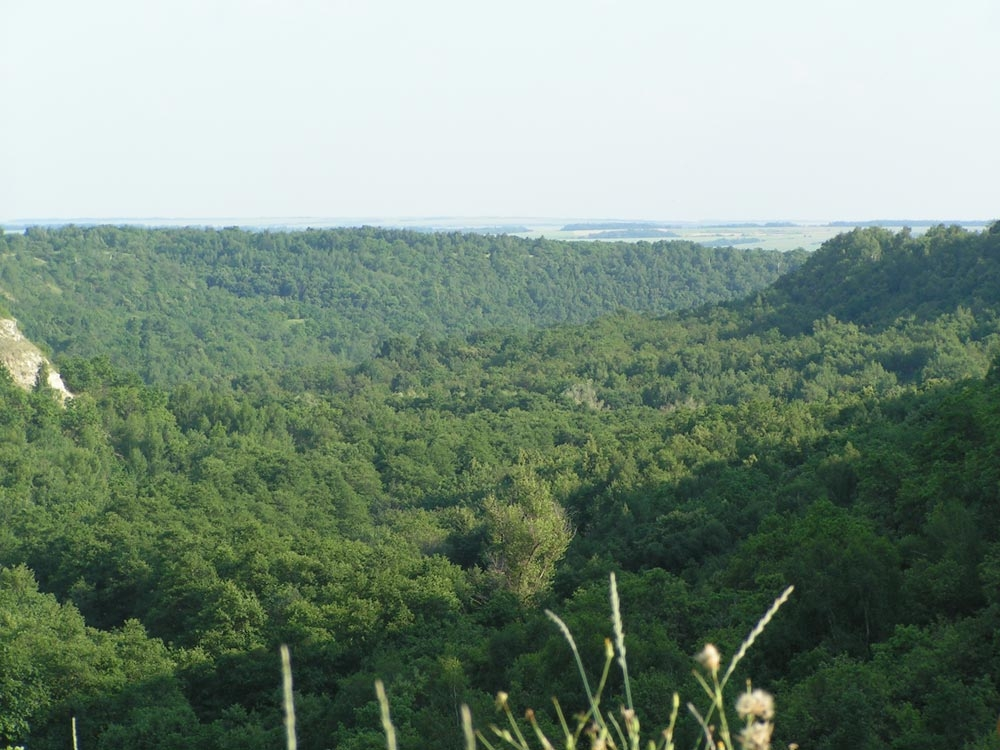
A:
[746,223,1000,332]
[2,223,1000,749]
[0,225,804,384]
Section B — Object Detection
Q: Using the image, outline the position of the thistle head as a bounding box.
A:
[695,643,721,674]
[736,689,774,721]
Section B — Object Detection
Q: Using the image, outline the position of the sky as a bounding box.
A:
[2,0,998,223]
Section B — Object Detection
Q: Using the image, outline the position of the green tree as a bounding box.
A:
[0,565,117,745]
[482,464,573,605]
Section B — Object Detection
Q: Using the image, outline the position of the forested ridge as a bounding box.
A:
[745,224,1000,332]
[2,223,1000,749]
[0,225,804,384]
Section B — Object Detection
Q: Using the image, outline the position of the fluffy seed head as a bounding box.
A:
[737,721,773,750]
[696,643,721,673]
[736,689,774,721]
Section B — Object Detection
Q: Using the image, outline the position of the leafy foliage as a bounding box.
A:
[1,223,1000,748]
[0,225,803,384]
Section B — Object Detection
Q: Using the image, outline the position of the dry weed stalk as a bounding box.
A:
[374,576,793,750]
[688,585,793,750]
[376,679,399,750]
[281,644,298,750]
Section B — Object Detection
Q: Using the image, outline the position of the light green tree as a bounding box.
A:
[0,565,118,746]
[482,465,573,605]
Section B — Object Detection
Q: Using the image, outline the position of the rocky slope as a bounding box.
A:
[0,318,72,401]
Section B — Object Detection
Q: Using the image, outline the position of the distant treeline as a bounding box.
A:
[585,229,681,239]
[563,221,800,231]
[561,221,668,231]
[827,219,991,227]
[0,224,804,384]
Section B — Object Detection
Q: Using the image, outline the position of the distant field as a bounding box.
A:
[514,222,991,252]
[525,224,847,251]
[3,217,988,253]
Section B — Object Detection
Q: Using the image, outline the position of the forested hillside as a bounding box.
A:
[745,223,1000,332]
[2,223,1000,750]
[0,225,803,383]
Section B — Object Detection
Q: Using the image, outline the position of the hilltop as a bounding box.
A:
[0,225,804,384]
[742,222,1000,332]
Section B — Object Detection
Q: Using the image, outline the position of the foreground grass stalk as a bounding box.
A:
[606,710,627,750]
[714,677,734,750]
[280,645,297,750]
[594,639,618,743]
[661,692,680,750]
[525,708,556,750]
[685,703,715,750]
[374,577,793,750]
[721,585,794,688]
[476,728,500,750]
[462,705,477,750]
[375,680,398,750]
[551,697,576,750]
[485,693,529,750]
[545,609,609,736]
[609,573,634,714]
[688,585,794,750]
[690,647,732,750]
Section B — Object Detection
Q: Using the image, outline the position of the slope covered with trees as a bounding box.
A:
[0,225,804,383]
[743,222,1000,332]
[2,224,1000,749]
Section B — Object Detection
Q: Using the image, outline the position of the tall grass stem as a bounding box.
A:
[721,585,794,688]
[609,572,634,712]
[280,645,297,750]
[545,609,603,727]
[461,704,476,750]
[686,702,715,750]
[375,680,398,750]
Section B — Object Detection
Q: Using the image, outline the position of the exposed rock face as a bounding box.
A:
[0,318,73,402]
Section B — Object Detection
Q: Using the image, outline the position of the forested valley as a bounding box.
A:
[2,223,1000,749]
[0,225,804,382]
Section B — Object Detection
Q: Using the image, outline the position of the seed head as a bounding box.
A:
[696,643,721,673]
[737,720,773,750]
[736,689,774,721]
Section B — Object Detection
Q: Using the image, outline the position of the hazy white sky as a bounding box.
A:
[3,0,998,222]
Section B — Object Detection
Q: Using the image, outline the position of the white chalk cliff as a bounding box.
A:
[0,318,73,402]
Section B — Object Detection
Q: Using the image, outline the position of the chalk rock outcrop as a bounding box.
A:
[0,318,73,402]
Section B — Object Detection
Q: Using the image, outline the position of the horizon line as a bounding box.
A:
[2,216,993,228]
